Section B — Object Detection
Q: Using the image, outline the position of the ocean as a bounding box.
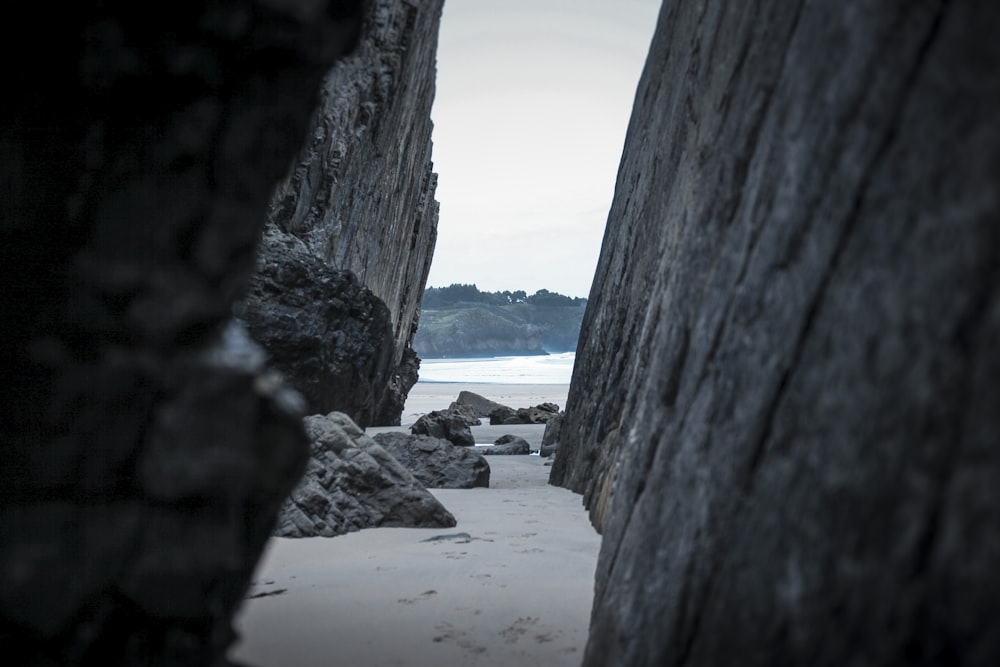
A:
[417,352,575,384]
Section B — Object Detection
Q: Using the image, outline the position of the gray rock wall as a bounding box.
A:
[551,1,1000,665]
[259,0,443,423]
[0,1,363,664]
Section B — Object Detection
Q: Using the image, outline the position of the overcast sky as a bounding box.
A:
[425,0,662,299]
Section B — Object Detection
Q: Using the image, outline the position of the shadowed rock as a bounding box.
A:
[373,432,490,489]
[449,390,510,417]
[481,435,531,456]
[276,413,456,537]
[411,410,476,447]
[237,227,396,428]
[539,413,563,458]
[0,1,365,663]
[257,0,445,426]
[550,1,1000,665]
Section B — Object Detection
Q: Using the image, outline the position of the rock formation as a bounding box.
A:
[411,410,476,447]
[236,227,397,427]
[480,435,531,456]
[550,2,1000,665]
[245,0,444,425]
[276,413,456,537]
[0,1,364,664]
[373,432,491,489]
[449,390,509,417]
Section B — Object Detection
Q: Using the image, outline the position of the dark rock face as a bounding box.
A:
[276,413,456,537]
[259,0,445,425]
[539,413,563,458]
[0,1,364,664]
[237,228,395,428]
[373,432,491,489]
[411,410,476,447]
[481,435,531,456]
[449,390,508,417]
[551,2,1000,665]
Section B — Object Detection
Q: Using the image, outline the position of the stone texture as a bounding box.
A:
[236,227,396,428]
[449,390,509,418]
[0,2,364,664]
[550,2,1000,665]
[481,435,531,456]
[373,432,491,489]
[276,413,456,537]
[411,410,476,447]
[539,412,563,458]
[258,0,445,425]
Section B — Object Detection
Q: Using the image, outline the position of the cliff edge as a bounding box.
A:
[242,0,443,426]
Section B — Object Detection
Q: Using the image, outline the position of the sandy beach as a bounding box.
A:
[230,382,597,667]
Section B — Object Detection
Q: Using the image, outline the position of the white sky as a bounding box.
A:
[426,0,662,299]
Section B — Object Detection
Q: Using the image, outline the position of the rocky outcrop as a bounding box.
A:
[481,435,531,456]
[373,432,491,489]
[489,403,560,425]
[449,390,508,418]
[539,413,563,458]
[257,0,444,425]
[237,228,395,427]
[0,2,364,664]
[551,2,1000,665]
[276,413,456,537]
[411,410,476,447]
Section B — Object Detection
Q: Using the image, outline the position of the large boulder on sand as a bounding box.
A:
[481,434,531,456]
[276,413,456,537]
[411,410,476,446]
[449,390,510,417]
[373,432,490,488]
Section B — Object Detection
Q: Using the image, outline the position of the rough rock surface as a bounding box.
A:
[489,404,560,425]
[449,390,509,417]
[259,0,445,425]
[550,2,1000,665]
[373,432,491,489]
[481,435,531,456]
[276,413,456,537]
[411,410,476,447]
[0,2,364,664]
[539,413,563,458]
[236,227,395,428]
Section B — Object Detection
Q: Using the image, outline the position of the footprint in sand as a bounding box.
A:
[432,623,487,655]
[397,590,438,604]
[500,617,563,645]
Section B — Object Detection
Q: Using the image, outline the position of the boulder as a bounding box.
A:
[236,227,396,429]
[515,405,559,424]
[489,406,522,425]
[481,435,531,456]
[276,413,456,537]
[411,410,476,447]
[539,412,564,458]
[449,390,511,417]
[444,403,483,425]
[373,432,490,489]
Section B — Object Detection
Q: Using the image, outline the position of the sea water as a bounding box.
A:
[417,352,575,384]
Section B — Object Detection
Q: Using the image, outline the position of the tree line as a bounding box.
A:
[421,283,587,309]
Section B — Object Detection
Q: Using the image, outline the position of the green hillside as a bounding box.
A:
[413,285,586,358]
